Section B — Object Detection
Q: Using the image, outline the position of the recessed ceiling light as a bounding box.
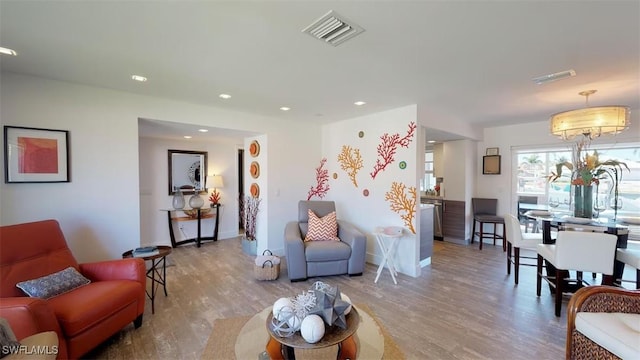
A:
[131,75,147,82]
[280,107,291,111]
[219,94,232,99]
[198,129,209,133]
[0,47,17,56]
[427,140,436,144]
[183,135,192,139]
[354,101,366,106]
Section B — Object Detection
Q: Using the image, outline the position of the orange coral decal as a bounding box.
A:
[337,145,363,187]
[371,122,417,179]
[384,182,416,234]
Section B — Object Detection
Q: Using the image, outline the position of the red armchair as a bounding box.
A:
[0,219,146,359]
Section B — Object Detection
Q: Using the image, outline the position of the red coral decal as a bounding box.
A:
[370,122,416,179]
[307,158,330,200]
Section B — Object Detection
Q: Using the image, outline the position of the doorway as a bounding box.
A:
[238,148,244,233]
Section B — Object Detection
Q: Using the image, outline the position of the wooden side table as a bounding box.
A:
[122,246,172,314]
[265,307,360,360]
[162,203,221,248]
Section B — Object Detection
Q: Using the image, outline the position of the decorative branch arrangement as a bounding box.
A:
[243,196,261,241]
[307,158,330,200]
[384,182,417,234]
[370,121,417,179]
[337,145,363,187]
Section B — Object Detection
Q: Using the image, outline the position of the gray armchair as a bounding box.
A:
[284,201,366,282]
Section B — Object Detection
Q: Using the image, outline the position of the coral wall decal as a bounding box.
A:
[384,181,416,234]
[307,158,330,200]
[370,121,417,179]
[337,145,363,187]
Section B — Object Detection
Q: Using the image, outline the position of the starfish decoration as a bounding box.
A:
[308,286,350,329]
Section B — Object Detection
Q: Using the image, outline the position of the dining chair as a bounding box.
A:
[615,243,640,289]
[536,231,618,316]
[471,198,505,251]
[503,214,543,284]
[517,195,538,233]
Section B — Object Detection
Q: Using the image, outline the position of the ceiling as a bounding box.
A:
[1,1,638,142]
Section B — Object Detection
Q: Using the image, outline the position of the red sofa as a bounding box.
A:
[0,219,146,359]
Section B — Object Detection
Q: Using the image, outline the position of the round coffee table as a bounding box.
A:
[234,305,385,360]
[265,308,360,360]
[122,246,172,314]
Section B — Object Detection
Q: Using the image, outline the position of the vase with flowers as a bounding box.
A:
[241,196,261,255]
[548,138,629,219]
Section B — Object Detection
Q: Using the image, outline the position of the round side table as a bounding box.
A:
[122,246,172,314]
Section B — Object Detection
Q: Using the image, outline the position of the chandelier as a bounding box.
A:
[549,90,630,140]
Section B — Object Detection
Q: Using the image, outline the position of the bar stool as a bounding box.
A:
[471,198,505,250]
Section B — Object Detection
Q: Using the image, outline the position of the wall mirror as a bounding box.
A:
[168,150,208,195]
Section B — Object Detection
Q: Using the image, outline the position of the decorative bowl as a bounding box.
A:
[183,208,211,219]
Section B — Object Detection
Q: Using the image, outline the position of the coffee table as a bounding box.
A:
[122,245,172,314]
[265,307,360,360]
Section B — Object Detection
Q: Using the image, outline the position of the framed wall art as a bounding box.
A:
[485,147,499,156]
[482,155,501,175]
[4,126,70,183]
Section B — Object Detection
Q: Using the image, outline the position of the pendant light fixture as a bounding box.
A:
[549,90,630,140]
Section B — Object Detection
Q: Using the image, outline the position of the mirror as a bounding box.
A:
[168,150,208,195]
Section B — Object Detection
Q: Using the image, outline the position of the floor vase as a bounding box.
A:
[242,236,257,256]
[573,185,593,219]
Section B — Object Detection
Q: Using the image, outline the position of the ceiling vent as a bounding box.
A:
[302,10,365,46]
[532,69,576,85]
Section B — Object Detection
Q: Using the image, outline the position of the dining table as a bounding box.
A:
[524,210,630,288]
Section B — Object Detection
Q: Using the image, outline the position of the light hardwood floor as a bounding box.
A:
[86,237,603,359]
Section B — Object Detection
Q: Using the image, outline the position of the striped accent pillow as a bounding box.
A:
[305,210,340,241]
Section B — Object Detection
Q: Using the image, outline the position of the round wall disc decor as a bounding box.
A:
[249,140,260,157]
[250,161,260,179]
[250,183,260,198]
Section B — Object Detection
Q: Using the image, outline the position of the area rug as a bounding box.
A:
[202,303,404,359]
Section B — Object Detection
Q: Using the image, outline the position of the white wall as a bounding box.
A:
[0,73,320,261]
[322,105,423,277]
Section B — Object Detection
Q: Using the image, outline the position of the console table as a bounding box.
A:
[162,204,221,248]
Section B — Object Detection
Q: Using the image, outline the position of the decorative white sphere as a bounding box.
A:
[273,298,294,321]
[341,293,353,315]
[300,315,325,344]
[287,314,302,330]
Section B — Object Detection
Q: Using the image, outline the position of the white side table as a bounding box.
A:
[373,226,404,285]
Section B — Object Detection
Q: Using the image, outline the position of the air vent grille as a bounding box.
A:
[302,10,364,46]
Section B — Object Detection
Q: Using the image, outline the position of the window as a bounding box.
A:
[514,143,640,218]
[422,150,436,192]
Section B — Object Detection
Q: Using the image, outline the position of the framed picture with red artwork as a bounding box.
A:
[4,126,70,183]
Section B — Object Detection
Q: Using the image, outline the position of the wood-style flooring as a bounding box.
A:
[85,237,621,359]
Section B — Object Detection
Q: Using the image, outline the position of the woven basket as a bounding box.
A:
[254,250,280,281]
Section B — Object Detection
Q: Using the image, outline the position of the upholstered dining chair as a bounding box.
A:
[536,231,618,316]
[471,198,505,251]
[503,214,543,285]
[616,243,640,289]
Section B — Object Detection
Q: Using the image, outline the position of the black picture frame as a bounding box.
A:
[483,155,501,175]
[168,149,208,195]
[4,126,70,183]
